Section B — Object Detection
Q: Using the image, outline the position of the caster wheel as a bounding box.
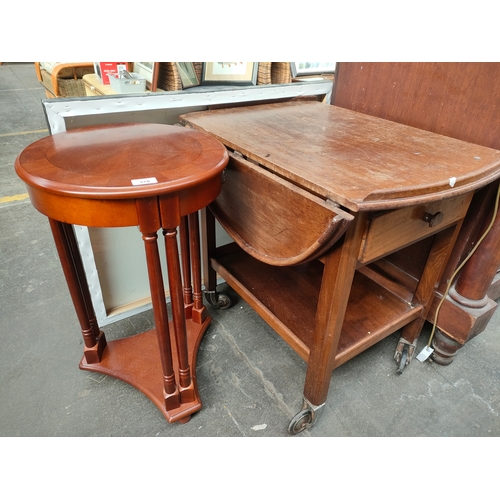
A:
[396,347,408,375]
[288,409,312,435]
[205,292,219,308]
[205,291,232,310]
[216,293,232,310]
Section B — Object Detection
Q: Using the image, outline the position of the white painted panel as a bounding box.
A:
[88,226,155,313]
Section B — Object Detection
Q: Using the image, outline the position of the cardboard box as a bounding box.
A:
[94,62,128,85]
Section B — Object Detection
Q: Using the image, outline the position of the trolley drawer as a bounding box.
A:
[359,192,473,264]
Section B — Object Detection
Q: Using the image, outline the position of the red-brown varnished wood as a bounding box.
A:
[16,122,229,423]
[79,320,211,423]
[181,101,500,212]
[398,225,463,344]
[16,123,228,199]
[136,197,179,407]
[437,182,498,296]
[188,212,207,324]
[212,248,325,359]
[303,213,368,405]
[180,216,193,310]
[333,63,500,150]
[358,193,472,265]
[49,219,107,363]
[163,224,194,400]
[210,152,353,266]
[213,247,424,367]
[332,62,500,362]
[182,101,500,423]
[453,197,500,301]
[15,123,228,226]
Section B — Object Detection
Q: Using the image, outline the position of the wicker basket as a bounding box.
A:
[257,62,272,85]
[157,62,203,91]
[271,62,292,84]
[36,63,94,98]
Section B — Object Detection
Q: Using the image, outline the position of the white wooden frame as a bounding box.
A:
[41,80,334,325]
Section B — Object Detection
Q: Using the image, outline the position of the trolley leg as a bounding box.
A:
[200,207,232,309]
[394,225,460,373]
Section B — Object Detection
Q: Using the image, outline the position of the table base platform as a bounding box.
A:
[79,316,211,423]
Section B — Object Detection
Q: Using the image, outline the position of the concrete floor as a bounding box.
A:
[1,63,500,441]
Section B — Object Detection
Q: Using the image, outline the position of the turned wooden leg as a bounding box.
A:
[142,230,180,410]
[137,198,180,411]
[179,216,193,312]
[430,185,500,363]
[49,219,106,363]
[428,288,497,366]
[189,212,208,324]
[431,328,463,365]
[452,185,500,303]
[163,226,195,404]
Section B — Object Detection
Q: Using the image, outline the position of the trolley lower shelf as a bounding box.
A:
[211,247,424,369]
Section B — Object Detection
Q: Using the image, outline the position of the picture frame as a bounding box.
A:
[291,62,337,77]
[132,62,159,91]
[175,62,200,89]
[202,62,258,86]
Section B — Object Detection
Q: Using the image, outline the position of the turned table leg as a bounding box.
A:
[142,229,181,410]
[188,212,208,324]
[431,185,500,364]
[179,216,194,310]
[78,201,210,424]
[16,121,228,425]
[137,198,180,411]
[49,218,106,363]
[163,226,195,404]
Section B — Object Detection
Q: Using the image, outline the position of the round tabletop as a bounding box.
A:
[15,122,229,227]
[16,122,229,198]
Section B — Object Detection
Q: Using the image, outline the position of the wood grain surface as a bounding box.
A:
[181,101,500,211]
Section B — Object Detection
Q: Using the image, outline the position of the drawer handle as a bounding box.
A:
[423,211,444,227]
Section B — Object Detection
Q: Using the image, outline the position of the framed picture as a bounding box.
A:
[291,62,337,77]
[175,62,200,89]
[132,62,159,91]
[202,62,258,86]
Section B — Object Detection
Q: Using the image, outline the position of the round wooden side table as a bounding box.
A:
[15,122,229,423]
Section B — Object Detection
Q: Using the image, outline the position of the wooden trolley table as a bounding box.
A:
[15,122,228,423]
[180,101,500,433]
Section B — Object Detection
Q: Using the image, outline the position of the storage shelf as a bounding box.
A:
[213,247,423,368]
